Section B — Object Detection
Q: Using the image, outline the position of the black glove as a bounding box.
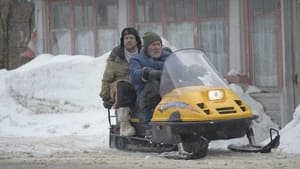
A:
[142,67,152,81]
[149,69,161,81]
[142,67,161,81]
[102,97,113,109]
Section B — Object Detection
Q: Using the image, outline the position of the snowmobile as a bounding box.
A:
[108,49,280,159]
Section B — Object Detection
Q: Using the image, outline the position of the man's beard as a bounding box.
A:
[151,51,161,58]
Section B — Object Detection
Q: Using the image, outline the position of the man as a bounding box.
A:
[100,27,142,136]
[129,32,172,126]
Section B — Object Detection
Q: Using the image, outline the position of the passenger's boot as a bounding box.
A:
[117,107,136,136]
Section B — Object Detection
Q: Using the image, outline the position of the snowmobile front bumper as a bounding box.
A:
[150,117,254,144]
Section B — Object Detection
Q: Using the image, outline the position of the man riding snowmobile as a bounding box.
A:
[100,27,141,137]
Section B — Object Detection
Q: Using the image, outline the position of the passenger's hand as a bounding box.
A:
[102,98,113,109]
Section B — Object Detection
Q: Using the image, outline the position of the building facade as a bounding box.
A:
[30,0,300,127]
[0,0,35,69]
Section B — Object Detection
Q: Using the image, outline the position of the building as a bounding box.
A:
[4,0,300,127]
[0,0,35,69]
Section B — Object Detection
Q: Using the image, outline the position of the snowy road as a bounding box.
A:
[1,149,300,169]
[0,137,299,169]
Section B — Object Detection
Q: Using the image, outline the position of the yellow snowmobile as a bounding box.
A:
[108,49,280,159]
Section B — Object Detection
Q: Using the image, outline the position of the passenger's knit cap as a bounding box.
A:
[142,32,162,49]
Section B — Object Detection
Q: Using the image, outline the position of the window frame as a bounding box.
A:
[46,0,119,56]
[245,0,283,90]
[130,0,230,76]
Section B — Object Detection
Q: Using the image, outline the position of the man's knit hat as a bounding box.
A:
[142,32,162,49]
[120,27,142,51]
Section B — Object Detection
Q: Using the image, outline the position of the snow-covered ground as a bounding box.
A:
[0,47,299,156]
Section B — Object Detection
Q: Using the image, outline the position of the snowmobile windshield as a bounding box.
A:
[160,49,229,96]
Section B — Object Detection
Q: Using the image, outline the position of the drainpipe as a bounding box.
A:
[0,1,12,69]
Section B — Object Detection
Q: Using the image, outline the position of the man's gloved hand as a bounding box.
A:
[142,67,152,81]
[149,69,161,81]
[142,67,161,82]
[102,97,113,109]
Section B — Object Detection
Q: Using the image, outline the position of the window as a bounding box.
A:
[133,0,229,76]
[74,0,94,55]
[198,0,227,17]
[136,0,161,22]
[197,0,229,76]
[167,0,193,20]
[50,1,71,55]
[135,0,163,37]
[96,0,119,55]
[48,0,118,56]
[96,0,117,27]
[166,0,194,49]
[249,0,281,87]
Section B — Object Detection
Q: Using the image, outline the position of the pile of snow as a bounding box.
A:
[278,105,300,153]
[0,53,109,140]
[0,49,299,154]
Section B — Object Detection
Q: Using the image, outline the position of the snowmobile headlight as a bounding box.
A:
[208,90,224,101]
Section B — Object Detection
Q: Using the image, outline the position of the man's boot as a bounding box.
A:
[117,107,136,136]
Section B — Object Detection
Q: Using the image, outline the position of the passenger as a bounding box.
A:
[100,27,142,136]
[129,32,172,127]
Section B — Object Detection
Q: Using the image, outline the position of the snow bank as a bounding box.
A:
[0,53,109,142]
[278,105,300,153]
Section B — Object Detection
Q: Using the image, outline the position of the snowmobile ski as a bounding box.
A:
[228,128,280,153]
